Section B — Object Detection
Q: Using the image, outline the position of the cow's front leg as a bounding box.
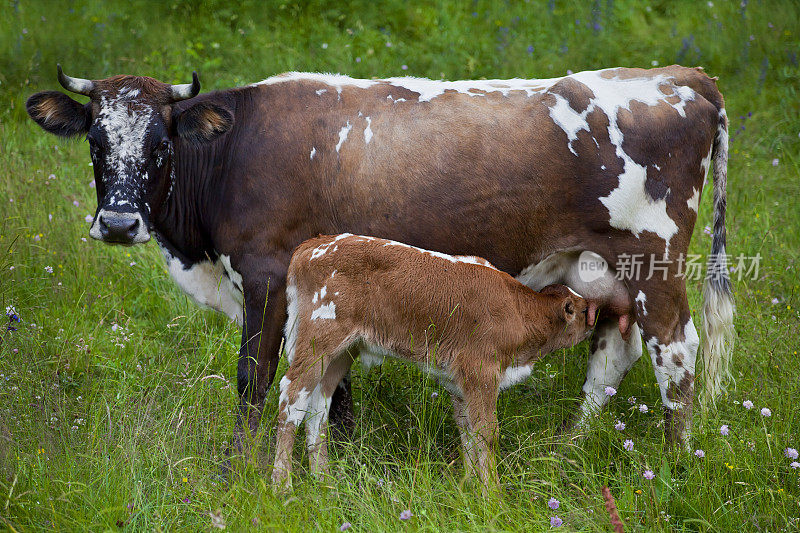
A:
[233,274,287,457]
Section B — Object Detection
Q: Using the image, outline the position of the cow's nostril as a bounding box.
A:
[99,216,110,237]
[126,218,140,238]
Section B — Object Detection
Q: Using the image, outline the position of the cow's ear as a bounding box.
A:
[173,102,233,145]
[26,91,90,137]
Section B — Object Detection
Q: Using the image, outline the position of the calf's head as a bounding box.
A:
[26,65,233,245]
[538,284,593,352]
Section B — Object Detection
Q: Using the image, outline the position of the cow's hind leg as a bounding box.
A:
[632,282,699,448]
[574,319,642,429]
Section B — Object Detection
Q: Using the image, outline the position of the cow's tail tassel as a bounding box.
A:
[602,486,624,533]
[701,108,736,409]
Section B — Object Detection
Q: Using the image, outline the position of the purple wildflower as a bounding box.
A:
[550,516,563,527]
[771,297,780,305]
[639,404,648,413]
[643,470,655,480]
[761,407,772,417]
[694,449,705,458]
[401,65,408,70]
[772,158,779,166]
[623,439,634,451]
[791,462,800,469]
[614,420,626,431]
[604,386,617,397]
[399,510,412,521]
[743,400,754,410]
[85,215,93,224]
[340,522,352,531]
[785,448,798,459]
[548,497,559,510]
[720,424,730,436]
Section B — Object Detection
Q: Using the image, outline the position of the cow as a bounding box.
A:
[26,64,734,459]
[273,234,594,488]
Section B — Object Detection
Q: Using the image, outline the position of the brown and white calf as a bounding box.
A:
[272,234,592,487]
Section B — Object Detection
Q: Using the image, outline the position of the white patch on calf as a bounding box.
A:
[381,240,497,269]
[305,384,332,448]
[311,302,336,321]
[309,233,353,259]
[284,281,299,364]
[499,365,533,390]
[278,376,311,426]
[310,147,316,160]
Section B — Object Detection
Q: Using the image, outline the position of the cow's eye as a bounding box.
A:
[157,139,171,153]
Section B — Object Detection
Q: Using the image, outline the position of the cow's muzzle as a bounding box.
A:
[89,209,150,245]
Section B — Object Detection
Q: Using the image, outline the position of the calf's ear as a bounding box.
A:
[562,298,576,320]
[173,101,233,145]
[26,91,90,137]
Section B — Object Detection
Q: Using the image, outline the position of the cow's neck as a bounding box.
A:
[153,141,220,265]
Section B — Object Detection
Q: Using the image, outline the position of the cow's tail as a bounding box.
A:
[700,109,735,408]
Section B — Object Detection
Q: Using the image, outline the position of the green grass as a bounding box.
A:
[1,0,799,530]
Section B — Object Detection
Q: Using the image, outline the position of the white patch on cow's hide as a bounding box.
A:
[700,143,713,187]
[254,72,378,94]
[219,254,244,292]
[305,384,332,448]
[359,343,392,371]
[311,302,336,321]
[687,187,700,213]
[364,116,373,144]
[499,365,533,390]
[335,121,352,153]
[310,147,316,160]
[159,245,243,326]
[635,290,648,316]
[544,69,697,255]
[95,91,154,188]
[383,76,561,102]
[547,93,590,156]
[645,318,699,412]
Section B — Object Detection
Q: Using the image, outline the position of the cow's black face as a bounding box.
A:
[27,69,232,246]
[86,90,171,245]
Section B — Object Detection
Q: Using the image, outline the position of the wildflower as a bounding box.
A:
[651,60,659,66]
[720,424,730,436]
[430,391,438,399]
[81,238,87,242]
[72,200,80,207]
[614,420,625,431]
[321,43,328,49]
[89,179,96,188]
[401,65,408,70]
[635,489,642,494]
[34,234,41,242]
[643,470,655,480]
[785,448,798,459]
[386,42,392,47]
[182,497,190,503]
[743,400,754,409]
[639,404,648,413]
[48,214,53,221]
[548,497,559,510]
[791,462,800,469]
[724,462,734,470]
[550,516,563,527]
[527,45,535,55]
[182,477,188,483]
[623,439,634,451]
[5,305,18,319]
[604,386,616,397]
[771,297,780,305]
[627,396,637,405]
[129,262,137,267]
[399,510,412,520]
[694,449,705,458]
[355,57,361,63]
[340,523,352,531]
[45,266,54,274]
[704,225,712,235]
[772,158,779,166]
[761,407,772,417]
[85,215,93,224]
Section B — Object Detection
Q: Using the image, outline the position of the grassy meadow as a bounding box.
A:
[1,0,799,530]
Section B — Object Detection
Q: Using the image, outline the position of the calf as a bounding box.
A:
[272,234,592,487]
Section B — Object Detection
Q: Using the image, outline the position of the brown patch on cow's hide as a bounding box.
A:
[672,353,683,367]
[548,77,595,113]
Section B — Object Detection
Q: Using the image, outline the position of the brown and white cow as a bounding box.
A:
[26,64,733,457]
[273,234,593,487]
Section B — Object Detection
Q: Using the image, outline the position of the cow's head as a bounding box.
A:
[26,65,233,245]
